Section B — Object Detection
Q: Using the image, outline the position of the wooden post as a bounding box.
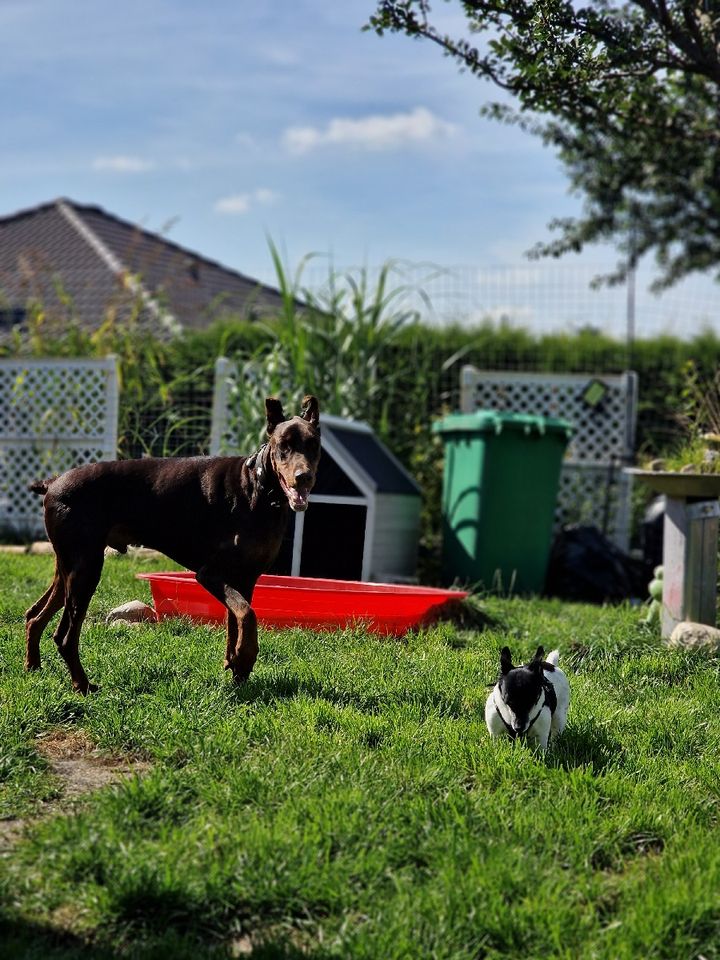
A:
[661,498,720,637]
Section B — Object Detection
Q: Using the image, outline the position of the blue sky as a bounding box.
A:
[2,0,717,337]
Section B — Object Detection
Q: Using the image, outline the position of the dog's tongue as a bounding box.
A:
[288,487,309,512]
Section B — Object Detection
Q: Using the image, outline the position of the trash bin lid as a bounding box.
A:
[432,410,573,438]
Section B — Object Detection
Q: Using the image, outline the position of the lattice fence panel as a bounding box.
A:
[0,358,119,537]
[459,367,638,549]
[556,465,632,546]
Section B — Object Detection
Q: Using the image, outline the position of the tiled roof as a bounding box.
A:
[0,198,287,331]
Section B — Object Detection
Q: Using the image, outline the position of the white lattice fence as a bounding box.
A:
[0,357,119,537]
[459,367,638,549]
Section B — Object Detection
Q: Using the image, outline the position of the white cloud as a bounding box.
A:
[214,194,251,214]
[283,106,456,154]
[214,188,279,215]
[92,154,154,173]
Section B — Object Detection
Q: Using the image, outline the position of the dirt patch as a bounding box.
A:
[37,728,150,799]
[0,819,25,850]
[0,728,150,853]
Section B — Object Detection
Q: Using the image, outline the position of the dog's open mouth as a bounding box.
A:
[279,474,310,512]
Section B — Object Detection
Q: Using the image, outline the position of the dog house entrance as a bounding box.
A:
[269,445,369,580]
[272,504,367,581]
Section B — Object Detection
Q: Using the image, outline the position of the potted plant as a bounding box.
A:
[627,361,720,498]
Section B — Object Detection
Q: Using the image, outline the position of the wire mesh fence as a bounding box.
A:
[32,260,713,465]
[305,260,720,341]
[300,259,719,459]
[119,381,215,460]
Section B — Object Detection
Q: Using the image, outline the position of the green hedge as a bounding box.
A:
[4,311,715,463]
[4,310,718,556]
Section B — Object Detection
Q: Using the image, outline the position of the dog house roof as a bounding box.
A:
[314,415,420,498]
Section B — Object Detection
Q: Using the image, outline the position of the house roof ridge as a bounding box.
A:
[0,197,67,226]
[0,197,290,332]
[56,199,128,277]
[1,197,282,298]
[61,198,280,293]
[56,200,175,329]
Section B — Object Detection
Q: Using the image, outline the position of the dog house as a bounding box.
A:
[270,415,422,583]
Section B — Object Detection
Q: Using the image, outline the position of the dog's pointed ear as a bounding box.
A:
[530,646,545,670]
[300,395,320,431]
[500,647,513,675]
[265,398,286,436]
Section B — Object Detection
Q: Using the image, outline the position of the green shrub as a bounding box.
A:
[4,255,720,548]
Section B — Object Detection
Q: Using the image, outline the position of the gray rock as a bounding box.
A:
[667,620,720,652]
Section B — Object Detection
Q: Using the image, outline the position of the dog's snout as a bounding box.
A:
[294,468,313,487]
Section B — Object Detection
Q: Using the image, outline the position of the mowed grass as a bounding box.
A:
[2,553,720,959]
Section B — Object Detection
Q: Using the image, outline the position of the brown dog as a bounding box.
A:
[25,396,321,694]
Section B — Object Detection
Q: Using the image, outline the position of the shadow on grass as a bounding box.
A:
[228,672,386,716]
[229,671,470,720]
[427,597,498,633]
[0,912,335,959]
[105,883,340,958]
[548,719,624,774]
[229,671,363,707]
[1,915,117,960]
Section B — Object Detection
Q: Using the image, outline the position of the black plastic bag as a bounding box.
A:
[640,495,665,569]
[545,524,653,604]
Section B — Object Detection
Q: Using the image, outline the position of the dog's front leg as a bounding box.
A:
[527,713,552,750]
[195,565,258,683]
[222,606,258,682]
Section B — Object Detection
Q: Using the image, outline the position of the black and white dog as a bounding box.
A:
[485,646,570,749]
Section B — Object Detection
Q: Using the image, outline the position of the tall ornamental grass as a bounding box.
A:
[220,243,434,453]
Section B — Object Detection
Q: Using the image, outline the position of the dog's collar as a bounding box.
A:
[246,443,283,509]
[495,689,550,741]
[245,441,267,470]
[494,702,518,740]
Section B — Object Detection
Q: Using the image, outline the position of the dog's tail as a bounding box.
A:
[545,649,560,667]
[28,478,52,496]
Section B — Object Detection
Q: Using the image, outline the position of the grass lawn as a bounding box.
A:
[1,551,720,959]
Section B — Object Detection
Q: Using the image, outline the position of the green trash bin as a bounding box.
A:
[433,410,573,593]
